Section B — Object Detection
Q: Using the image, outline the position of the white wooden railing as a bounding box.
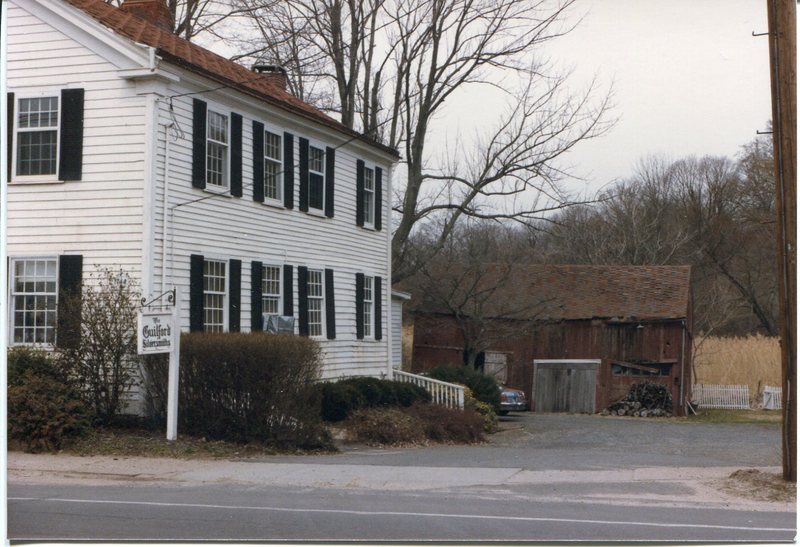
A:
[392,369,465,410]
[763,385,783,410]
[692,384,750,409]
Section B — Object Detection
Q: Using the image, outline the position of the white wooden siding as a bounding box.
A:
[8,0,396,380]
[153,79,393,379]
[7,2,147,281]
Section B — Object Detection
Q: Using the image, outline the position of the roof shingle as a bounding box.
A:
[415,264,692,322]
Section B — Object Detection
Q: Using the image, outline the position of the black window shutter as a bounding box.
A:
[251,261,263,330]
[192,99,207,189]
[57,254,83,349]
[7,92,14,182]
[59,88,84,181]
[189,254,205,332]
[375,167,383,231]
[355,273,365,340]
[298,266,309,336]
[229,259,241,332]
[374,275,383,340]
[325,268,336,339]
[230,113,243,197]
[252,121,264,202]
[283,264,294,317]
[356,159,365,227]
[325,146,335,218]
[298,138,309,212]
[283,132,294,209]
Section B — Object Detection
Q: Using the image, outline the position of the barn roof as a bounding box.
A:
[414,264,692,322]
[61,0,399,158]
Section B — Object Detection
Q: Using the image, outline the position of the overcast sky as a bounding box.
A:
[537,0,773,195]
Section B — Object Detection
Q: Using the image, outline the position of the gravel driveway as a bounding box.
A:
[268,412,783,471]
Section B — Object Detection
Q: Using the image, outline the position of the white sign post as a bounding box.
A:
[137,288,180,441]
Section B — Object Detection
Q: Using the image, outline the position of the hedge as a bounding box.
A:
[318,377,431,422]
[142,332,329,448]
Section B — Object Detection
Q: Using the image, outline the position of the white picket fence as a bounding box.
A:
[392,369,465,410]
[692,384,750,409]
[762,385,783,410]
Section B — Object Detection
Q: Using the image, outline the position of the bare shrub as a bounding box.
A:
[56,268,141,424]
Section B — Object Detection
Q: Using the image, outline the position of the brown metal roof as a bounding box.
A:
[415,264,692,322]
[61,0,399,158]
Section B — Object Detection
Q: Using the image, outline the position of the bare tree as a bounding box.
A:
[539,136,778,337]
[409,222,551,368]
[223,0,613,280]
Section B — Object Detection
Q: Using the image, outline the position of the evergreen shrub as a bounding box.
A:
[318,377,431,422]
[7,348,90,452]
[427,365,501,411]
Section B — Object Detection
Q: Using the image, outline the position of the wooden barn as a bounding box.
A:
[410,265,693,416]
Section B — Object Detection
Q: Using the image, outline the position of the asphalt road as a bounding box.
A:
[7,413,795,542]
[9,482,794,542]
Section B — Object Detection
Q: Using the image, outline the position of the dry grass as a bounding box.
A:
[720,469,796,503]
[694,335,781,402]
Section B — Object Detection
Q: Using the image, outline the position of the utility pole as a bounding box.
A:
[765,0,796,482]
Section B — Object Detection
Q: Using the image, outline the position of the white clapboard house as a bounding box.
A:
[6,0,400,382]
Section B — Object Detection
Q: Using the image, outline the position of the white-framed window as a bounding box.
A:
[363,166,375,227]
[264,130,283,202]
[262,265,282,315]
[363,275,373,338]
[206,109,229,189]
[10,257,58,345]
[203,259,227,332]
[308,145,325,211]
[15,95,59,177]
[307,269,324,337]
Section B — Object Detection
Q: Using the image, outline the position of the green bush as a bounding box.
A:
[427,365,501,411]
[8,350,90,452]
[463,387,498,433]
[143,332,330,449]
[318,377,431,422]
[8,347,65,387]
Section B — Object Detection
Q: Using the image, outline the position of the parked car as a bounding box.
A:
[499,386,528,415]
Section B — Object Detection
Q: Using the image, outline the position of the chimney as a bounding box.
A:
[120,0,175,33]
[252,64,289,92]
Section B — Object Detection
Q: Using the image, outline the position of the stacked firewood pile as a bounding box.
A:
[602,382,673,417]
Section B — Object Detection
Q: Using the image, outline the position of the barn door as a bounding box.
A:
[533,361,599,413]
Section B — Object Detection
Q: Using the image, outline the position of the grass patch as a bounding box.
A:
[689,409,782,424]
[39,427,336,459]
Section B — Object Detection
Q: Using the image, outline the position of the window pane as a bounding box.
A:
[309,146,324,173]
[265,160,281,201]
[17,130,57,176]
[307,270,324,336]
[206,141,227,187]
[309,173,324,210]
[363,277,373,337]
[262,266,281,315]
[207,111,228,143]
[265,131,281,161]
[203,260,226,331]
[11,259,58,345]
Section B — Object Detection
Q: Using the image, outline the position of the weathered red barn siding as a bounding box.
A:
[412,314,692,416]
